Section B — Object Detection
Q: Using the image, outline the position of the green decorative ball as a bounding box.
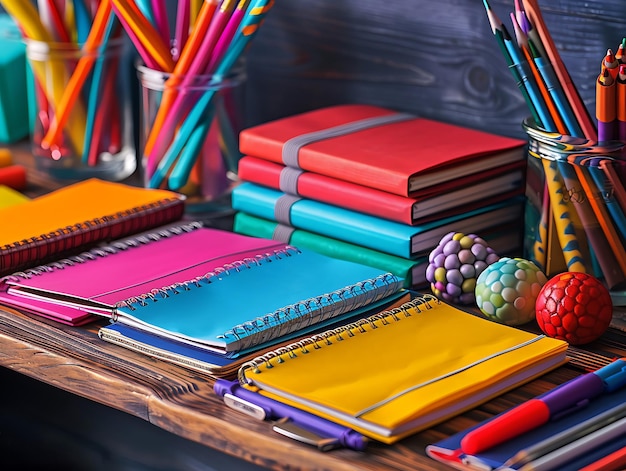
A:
[475,257,548,326]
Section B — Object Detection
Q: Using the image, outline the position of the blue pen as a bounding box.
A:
[72,0,92,43]
[214,379,368,451]
[81,14,118,164]
[461,357,626,455]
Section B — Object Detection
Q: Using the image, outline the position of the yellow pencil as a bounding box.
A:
[0,0,87,154]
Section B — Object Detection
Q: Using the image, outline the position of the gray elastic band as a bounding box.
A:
[272,224,295,243]
[279,166,303,194]
[274,194,301,225]
[281,112,416,168]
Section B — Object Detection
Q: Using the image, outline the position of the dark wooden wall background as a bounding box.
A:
[243,0,626,140]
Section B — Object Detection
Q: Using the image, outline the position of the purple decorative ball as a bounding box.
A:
[426,232,500,304]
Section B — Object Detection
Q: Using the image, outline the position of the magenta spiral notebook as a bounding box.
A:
[0,222,286,325]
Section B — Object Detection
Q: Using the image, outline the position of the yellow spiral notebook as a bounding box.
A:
[238,294,568,444]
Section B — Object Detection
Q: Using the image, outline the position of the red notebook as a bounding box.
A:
[238,155,525,225]
[239,104,526,197]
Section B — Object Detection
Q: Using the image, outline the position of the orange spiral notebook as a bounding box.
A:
[0,178,185,275]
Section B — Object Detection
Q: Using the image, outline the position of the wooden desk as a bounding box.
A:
[1,300,625,471]
[5,147,626,470]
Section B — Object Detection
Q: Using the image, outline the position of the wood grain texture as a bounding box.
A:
[244,0,626,139]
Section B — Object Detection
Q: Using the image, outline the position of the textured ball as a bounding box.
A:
[536,272,612,345]
[426,231,500,304]
[475,257,547,325]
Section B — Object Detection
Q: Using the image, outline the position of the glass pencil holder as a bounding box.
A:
[522,117,626,295]
[25,39,136,181]
[136,62,247,213]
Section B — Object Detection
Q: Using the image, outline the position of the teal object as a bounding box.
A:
[0,14,29,143]
[475,257,548,326]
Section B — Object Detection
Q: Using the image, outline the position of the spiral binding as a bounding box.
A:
[1,221,203,283]
[114,247,401,351]
[1,198,185,253]
[0,197,185,275]
[238,294,440,384]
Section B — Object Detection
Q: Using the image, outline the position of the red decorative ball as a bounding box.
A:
[535,272,613,345]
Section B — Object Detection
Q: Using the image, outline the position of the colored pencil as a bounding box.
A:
[521,0,598,140]
[148,0,274,189]
[41,0,114,152]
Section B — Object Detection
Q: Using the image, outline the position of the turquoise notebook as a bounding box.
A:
[231,182,524,259]
[112,247,403,353]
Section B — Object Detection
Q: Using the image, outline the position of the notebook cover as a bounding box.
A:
[237,294,568,444]
[0,178,185,275]
[238,104,526,196]
[113,247,404,353]
[0,223,287,325]
[238,155,525,225]
[231,182,525,259]
[233,211,427,288]
[426,387,626,471]
[0,184,29,209]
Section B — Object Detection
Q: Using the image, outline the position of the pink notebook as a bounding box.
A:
[0,222,287,325]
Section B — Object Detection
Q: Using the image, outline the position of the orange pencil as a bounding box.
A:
[596,66,616,142]
[616,38,626,64]
[110,0,175,72]
[602,48,619,80]
[142,0,220,158]
[40,0,113,151]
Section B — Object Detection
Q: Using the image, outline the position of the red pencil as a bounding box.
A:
[578,444,626,471]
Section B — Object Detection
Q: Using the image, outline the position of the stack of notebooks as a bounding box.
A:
[231,104,528,288]
[0,220,405,377]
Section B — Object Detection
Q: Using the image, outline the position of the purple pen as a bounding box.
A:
[214,379,368,451]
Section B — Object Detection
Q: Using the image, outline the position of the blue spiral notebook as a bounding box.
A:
[99,290,413,377]
[110,246,403,354]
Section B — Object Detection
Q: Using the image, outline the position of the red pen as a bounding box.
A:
[460,357,626,455]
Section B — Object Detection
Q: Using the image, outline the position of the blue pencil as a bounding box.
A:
[483,0,554,131]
